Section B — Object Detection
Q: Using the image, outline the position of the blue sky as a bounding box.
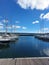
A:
[0,0,49,33]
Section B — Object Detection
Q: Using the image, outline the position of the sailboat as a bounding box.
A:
[0,35,11,43]
[0,19,18,43]
[8,23,19,41]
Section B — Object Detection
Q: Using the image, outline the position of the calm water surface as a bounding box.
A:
[0,36,49,58]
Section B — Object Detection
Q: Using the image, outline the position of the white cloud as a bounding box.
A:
[12,25,15,28]
[12,25,21,28]
[42,28,49,31]
[0,26,3,28]
[37,28,49,33]
[0,30,5,32]
[16,26,21,28]
[40,12,49,20]
[2,19,8,23]
[40,13,44,19]
[17,0,49,10]
[43,48,49,56]
[7,26,12,29]
[16,21,20,23]
[38,30,42,33]
[38,28,49,33]
[6,25,27,30]
[32,20,39,24]
[0,22,3,26]
[22,26,27,30]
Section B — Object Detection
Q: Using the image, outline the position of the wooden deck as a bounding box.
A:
[0,58,49,65]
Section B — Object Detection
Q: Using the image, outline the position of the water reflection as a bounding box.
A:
[35,36,49,42]
[0,38,19,50]
[0,36,49,58]
[40,48,49,56]
[0,44,10,50]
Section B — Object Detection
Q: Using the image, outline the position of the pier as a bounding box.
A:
[0,58,49,65]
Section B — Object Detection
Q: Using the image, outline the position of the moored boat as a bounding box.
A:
[0,35,11,43]
[0,34,18,43]
[35,34,49,42]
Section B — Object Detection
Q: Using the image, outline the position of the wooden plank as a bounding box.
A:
[0,59,15,65]
[0,58,49,65]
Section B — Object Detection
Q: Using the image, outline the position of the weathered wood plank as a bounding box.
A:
[0,59,15,65]
[0,58,49,65]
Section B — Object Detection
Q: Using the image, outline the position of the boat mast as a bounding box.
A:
[11,20,12,33]
[14,23,16,33]
[5,19,8,34]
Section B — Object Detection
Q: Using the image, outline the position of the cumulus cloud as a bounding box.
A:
[22,26,27,30]
[32,20,39,24]
[40,12,49,20]
[0,30,5,32]
[43,48,49,56]
[8,24,27,30]
[42,28,49,31]
[38,28,49,33]
[0,26,3,28]
[40,13,44,19]
[7,26,12,29]
[2,19,8,23]
[17,0,49,10]
[0,22,3,26]
[16,21,20,23]
[16,25,21,28]
[12,25,15,28]
[12,25,21,29]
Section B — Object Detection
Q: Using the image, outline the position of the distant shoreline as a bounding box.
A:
[0,32,49,36]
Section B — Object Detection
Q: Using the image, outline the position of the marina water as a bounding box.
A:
[0,36,49,58]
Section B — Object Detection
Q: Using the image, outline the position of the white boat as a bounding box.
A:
[10,34,18,40]
[0,34,18,43]
[0,35,11,43]
[0,19,18,43]
[8,34,18,41]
